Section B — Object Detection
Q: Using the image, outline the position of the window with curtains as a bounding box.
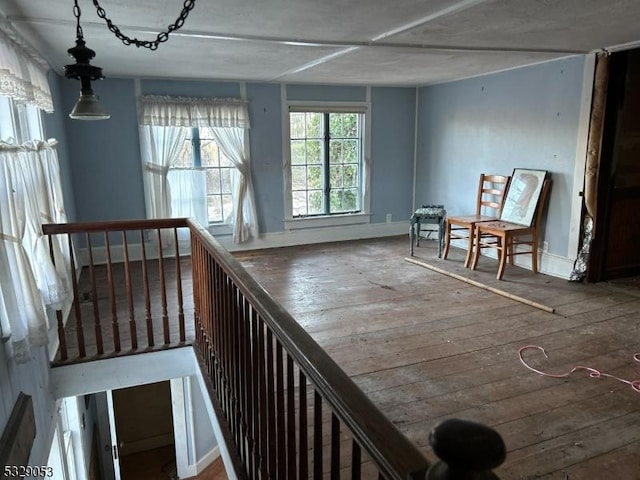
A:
[284,104,371,229]
[138,95,258,244]
[0,95,70,363]
[173,127,234,224]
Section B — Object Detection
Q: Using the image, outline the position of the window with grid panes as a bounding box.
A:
[289,111,363,217]
[173,127,234,224]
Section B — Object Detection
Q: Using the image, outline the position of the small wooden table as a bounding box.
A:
[410,205,446,257]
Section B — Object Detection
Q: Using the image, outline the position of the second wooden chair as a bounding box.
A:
[442,173,511,267]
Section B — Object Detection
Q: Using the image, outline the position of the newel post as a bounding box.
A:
[425,418,506,480]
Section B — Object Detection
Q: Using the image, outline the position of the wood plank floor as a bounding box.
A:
[232,235,640,479]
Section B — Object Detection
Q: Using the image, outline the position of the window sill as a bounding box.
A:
[208,223,233,236]
[284,213,371,230]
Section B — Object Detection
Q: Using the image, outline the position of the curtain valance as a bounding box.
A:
[138,95,250,128]
[0,28,53,113]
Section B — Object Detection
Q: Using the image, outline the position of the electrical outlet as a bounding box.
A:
[543,241,549,253]
[386,213,392,223]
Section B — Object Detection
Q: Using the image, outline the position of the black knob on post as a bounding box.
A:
[426,418,506,480]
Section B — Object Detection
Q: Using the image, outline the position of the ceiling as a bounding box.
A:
[2,0,640,87]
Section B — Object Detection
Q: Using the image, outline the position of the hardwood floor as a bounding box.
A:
[119,445,227,480]
[232,235,640,479]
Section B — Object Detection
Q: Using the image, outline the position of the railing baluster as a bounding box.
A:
[232,284,242,462]
[68,234,86,358]
[122,231,137,350]
[85,233,103,355]
[251,309,261,479]
[331,413,340,480]
[173,227,185,342]
[286,354,296,479]
[47,234,68,361]
[140,229,154,347]
[299,370,308,480]
[351,440,361,480]
[157,228,170,344]
[208,254,217,386]
[222,270,232,427]
[104,232,120,353]
[240,298,251,475]
[276,341,286,479]
[314,391,323,480]
[266,329,277,478]
[257,316,269,479]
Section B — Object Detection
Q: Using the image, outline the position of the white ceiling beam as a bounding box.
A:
[6,14,582,55]
[369,0,492,42]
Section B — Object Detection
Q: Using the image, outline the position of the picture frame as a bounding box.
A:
[499,168,548,226]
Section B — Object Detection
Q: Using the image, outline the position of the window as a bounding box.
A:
[289,110,365,218]
[0,95,44,143]
[173,127,234,224]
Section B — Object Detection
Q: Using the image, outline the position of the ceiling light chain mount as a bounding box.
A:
[64,0,198,120]
[92,0,197,50]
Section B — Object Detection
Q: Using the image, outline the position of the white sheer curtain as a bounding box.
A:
[167,169,207,240]
[0,139,69,362]
[138,95,257,243]
[208,127,258,243]
[0,28,53,112]
[139,125,188,220]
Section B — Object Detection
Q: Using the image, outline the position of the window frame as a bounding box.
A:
[283,101,372,230]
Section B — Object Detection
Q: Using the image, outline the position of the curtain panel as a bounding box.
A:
[137,95,257,243]
[0,139,70,362]
[0,28,53,112]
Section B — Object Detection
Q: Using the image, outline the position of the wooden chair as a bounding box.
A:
[442,173,511,267]
[471,178,551,280]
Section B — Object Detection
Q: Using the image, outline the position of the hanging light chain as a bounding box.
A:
[73,0,84,39]
[91,0,197,51]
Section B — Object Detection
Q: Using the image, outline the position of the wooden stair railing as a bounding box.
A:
[43,218,192,364]
[43,217,506,478]
[188,220,506,480]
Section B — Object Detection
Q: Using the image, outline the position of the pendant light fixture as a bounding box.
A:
[64,0,109,120]
[64,0,197,120]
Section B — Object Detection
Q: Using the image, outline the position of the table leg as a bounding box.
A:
[409,219,415,256]
[437,218,444,258]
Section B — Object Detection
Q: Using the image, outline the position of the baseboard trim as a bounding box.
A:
[196,446,221,475]
[448,239,574,280]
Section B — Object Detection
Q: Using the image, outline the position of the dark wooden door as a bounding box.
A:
[590,49,640,280]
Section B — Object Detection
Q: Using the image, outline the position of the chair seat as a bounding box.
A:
[446,214,498,226]
[475,221,535,234]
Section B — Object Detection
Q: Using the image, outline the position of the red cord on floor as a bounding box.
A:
[518,345,640,393]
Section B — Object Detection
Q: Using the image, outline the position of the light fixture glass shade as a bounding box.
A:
[69,92,110,120]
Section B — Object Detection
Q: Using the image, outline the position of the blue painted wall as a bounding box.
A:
[370,87,416,223]
[44,71,76,221]
[247,83,284,233]
[416,56,585,257]
[61,78,145,222]
[55,78,417,236]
